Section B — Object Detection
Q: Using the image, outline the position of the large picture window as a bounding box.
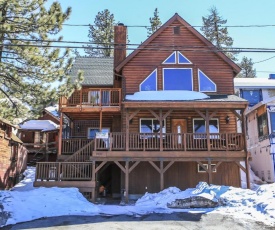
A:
[240,89,262,106]
[193,118,219,137]
[140,118,166,134]
[163,68,193,90]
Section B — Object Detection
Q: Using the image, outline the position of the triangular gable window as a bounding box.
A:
[198,69,216,92]
[163,51,176,64]
[178,51,192,64]
[140,69,157,91]
[163,51,192,64]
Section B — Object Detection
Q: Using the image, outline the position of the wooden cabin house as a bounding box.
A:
[0,117,27,189]
[34,14,250,202]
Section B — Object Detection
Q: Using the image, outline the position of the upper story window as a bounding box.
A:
[140,118,166,134]
[270,112,275,133]
[140,69,157,91]
[163,51,192,64]
[240,89,262,106]
[198,69,216,92]
[163,68,193,90]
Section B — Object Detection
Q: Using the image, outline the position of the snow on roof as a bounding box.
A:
[234,78,275,88]
[19,120,59,132]
[125,90,209,101]
[45,105,59,118]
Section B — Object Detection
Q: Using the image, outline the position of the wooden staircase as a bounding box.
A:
[34,140,97,200]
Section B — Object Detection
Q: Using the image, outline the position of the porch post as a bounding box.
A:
[208,159,213,184]
[160,160,164,190]
[126,109,129,151]
[99,110,102,131]
[58,112,63,155]
[125,161,129,203]
[159,109,163,151]
[205,110,211,151]
[92,161,96,202]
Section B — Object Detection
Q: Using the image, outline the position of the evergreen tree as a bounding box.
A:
[0,0,82,122]
[201,6,238,61]
[237,56,257,78]
[84,9,115,57]
[147,8,162,37]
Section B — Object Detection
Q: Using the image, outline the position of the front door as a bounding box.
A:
[172,119,187,147]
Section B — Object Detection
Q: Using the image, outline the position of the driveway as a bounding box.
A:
[2,213,273,230]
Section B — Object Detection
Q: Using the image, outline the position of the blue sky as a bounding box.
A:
[53,0,275,78]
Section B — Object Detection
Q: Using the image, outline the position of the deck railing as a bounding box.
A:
[35,162,92,181]
[59,88,121,108]
[92,132,244,151]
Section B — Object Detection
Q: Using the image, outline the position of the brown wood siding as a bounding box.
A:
[125,110,237,134]
[122,20,235,95]
[128,161,240,194]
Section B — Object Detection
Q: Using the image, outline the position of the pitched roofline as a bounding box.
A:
[115,13,241,74]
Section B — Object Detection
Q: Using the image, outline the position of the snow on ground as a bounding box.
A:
[0,167,275,227]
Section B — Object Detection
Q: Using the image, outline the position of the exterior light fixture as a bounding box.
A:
[225,115,230,124]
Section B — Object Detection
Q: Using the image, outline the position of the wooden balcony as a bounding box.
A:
[61,132,246,160]
[59,88,121,112]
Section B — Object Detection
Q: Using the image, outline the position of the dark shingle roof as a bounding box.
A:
[70,57,114,86]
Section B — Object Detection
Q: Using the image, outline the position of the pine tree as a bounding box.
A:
[147,8,162,37]
[201,6,238,61]
[0,0,82,122]
[237,56,257,78]
[84,9,115,57]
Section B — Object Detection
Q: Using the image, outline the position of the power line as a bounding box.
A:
[253,55,275,64]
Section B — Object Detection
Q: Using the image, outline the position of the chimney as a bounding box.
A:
[114,23,127,68]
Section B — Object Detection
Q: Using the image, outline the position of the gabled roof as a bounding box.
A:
[115,13,241,74]
[0,117,16,128]
[70,57,114,86]
[43,105,60,122]
[19,120,59,132]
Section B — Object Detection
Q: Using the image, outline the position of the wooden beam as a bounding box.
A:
[212,161,222,172]
[163,161,175,173]
[92,161,96,202]
[208,159,213,184]
[160,161,164,190]
[163,109,173,120]
[114,161,126,173]
[195,109,206,120]
[209,110,218,120]
[197,161,208,172]
[95,161,107,173]
[231,109,242,121]
[125,161,129,203]
[99,110,102,131]
[126,109,129,151]
[129,161,140,173]
[129,109,140,121]
[148,109,160,120]
[159,109,163,152]
[149,161,161,173]
[235,161,246,172]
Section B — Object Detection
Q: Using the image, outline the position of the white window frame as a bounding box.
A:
[162,68,193,91]
[139,118,166,139]
[162,51,177,64]
[193,118,219,139]
[139,69,157,91]
[197,164,217,173]
[198,69,217,92]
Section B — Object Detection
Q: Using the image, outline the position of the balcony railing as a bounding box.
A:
[61,132,244,154]
[59,88,121,108]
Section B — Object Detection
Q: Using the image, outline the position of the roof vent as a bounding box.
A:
[269,74,275,79]
[173,26,180,35]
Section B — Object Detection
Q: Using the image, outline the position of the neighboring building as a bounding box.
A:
[235,76,275,182]
[34,14,249,202]
[0,117,27,189]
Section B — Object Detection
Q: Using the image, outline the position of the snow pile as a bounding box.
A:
[1,167,275,227]
[19,120,59,132]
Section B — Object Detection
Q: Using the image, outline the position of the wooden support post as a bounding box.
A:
[160,160,164,190]
[92,161,96,202]
[99,110,102,131]
[159,110,163,152]
[205,110,211,151]
[126,109,129,151]
[245,156,251,189]
[208,159,212,184]
[58,112,63,156]
[125,161,129,203]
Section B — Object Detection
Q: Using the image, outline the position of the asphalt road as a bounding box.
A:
[2,213,274,230]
